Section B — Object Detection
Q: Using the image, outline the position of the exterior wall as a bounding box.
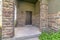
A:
[2,0,60,39]
[2,0,14,38]
[32,1,40,27]
[17,1,40,27]
[17,1,35,26]
[48,0,60,30]
[48,0,60,13]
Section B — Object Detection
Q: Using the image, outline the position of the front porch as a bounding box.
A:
[15,25,41,40]
[2,0,48,39]
[14,0,41,39]
[15,0,40,27]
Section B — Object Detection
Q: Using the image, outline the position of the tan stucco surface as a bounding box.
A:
[48,0,60,13]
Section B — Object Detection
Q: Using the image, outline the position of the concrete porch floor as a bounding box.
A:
[14,25,41,40]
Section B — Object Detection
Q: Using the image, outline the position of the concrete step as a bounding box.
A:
[15,33,40,40]
[12,33,41,40]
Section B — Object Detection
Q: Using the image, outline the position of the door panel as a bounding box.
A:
[25,11,32,25]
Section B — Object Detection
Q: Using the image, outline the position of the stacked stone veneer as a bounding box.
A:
[40,0,48,30]
[48,0,60,30]
[48,12,60,30]
[40,0,60,31]
[2,0,14,38]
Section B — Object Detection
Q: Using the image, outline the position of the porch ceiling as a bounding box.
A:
[17,0,38,4]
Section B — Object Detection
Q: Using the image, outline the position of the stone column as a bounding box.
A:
[40,0,48,31]
[2,0,14,39]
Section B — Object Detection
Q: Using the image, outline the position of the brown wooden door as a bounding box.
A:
[25,11,32,25]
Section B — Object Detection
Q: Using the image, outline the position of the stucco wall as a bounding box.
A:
[48,0,60,30]
[48,0,60,13]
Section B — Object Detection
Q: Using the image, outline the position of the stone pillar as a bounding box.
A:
[40,0,48,31]
[2,0,14,39]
